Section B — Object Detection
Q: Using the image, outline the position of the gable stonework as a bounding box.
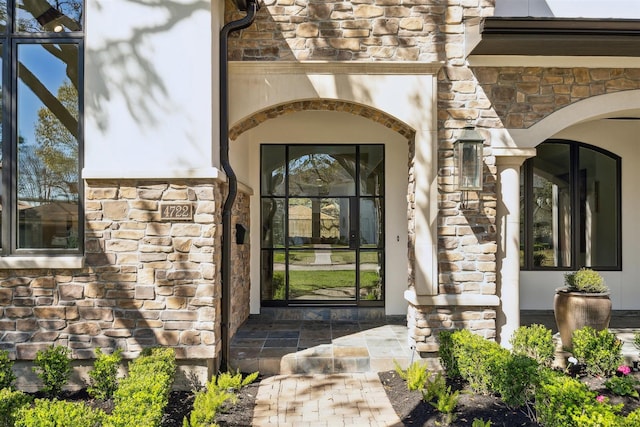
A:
[474,67,640,128]
[226,0,501,353]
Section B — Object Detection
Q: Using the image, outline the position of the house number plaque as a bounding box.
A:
[160,203,193,221]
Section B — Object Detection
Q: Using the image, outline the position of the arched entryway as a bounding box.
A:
[231,107,413,315]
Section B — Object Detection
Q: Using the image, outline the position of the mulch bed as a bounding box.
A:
[378,370,539,426]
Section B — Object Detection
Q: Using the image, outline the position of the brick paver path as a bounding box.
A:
[253,373,403,427]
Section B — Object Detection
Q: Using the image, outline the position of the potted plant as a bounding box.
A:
[554,268,611,350]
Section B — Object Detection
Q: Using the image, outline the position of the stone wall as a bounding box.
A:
[474,67,640,128]
[230,190,251,338]
[0,179,238,388]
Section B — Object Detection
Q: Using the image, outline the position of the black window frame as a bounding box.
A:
[0,0,85,256]
[260,143,385,307]
[521,139,622,271]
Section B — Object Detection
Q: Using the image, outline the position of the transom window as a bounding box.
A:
[520,140,621,270]
[0,0,83,255]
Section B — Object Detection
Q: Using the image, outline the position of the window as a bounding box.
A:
[0,1,83,255]
[260,144,385,305]
[520,140,621,270]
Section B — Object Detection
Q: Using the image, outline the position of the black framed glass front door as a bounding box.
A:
[260,144,384,306]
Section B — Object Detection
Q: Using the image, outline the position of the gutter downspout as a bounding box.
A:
[219,0,258,371]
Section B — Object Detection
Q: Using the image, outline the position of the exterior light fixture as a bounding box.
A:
[454,126,484,209]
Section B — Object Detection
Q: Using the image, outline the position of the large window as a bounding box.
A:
[520,140,621,270]
[0,1,83,255]
[261,144,385,306]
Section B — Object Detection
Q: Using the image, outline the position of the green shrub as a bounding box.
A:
[510,324,555,367]
[624,408,640,426]
[472,419,492,427]
[534,368,623,427]
[564,268,608,293]
[213,370,258,392]
[571,327,622,377]
[15,398,105,427]
[451,329,508,394]
[0,388,32,427]
[187,384,234,427]
[185,371,259,427]
[491,354,539,408]
[428,385,460,426]
[438,330,459,378]
[421,371,447,404]
[0,350,16,390]
[394,360,429,391]
[605,372,639,398]
[32,345,72,398]
[106,347,176,427]
[88,348,123,401]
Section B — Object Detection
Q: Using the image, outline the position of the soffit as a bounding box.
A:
[472,18,640,56]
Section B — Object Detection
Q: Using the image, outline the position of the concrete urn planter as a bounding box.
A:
[554,287,612,350]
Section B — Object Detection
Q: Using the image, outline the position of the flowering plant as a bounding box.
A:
[604,365,639,398]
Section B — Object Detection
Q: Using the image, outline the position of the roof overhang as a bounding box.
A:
[472,18,640,56]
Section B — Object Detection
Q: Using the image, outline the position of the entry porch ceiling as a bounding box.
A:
[472,18,640,56]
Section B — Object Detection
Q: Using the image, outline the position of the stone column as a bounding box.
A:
[494,148,536,347]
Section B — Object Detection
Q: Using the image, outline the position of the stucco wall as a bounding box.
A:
[520,119,640,310]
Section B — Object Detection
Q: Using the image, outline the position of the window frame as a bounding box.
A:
[521,139,622,271]
[0,0,84,257]
[260,143,385,307]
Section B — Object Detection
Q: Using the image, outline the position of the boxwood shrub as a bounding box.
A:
[15,399,105,427]
[105,347,176,427]
[0,388,32,427]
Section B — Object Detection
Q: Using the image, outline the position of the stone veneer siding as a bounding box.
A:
[230,190,251,339]
[474,67,640,128]
[0,179,252,374]
[226,0,500,355]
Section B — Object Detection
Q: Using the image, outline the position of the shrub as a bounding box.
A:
[421,371,447,404]
[185,371,259,427]
[571,327,622,377]
[0,350,16,390]
[428,385,460,426]
[32,345,72,398]
[15,398,105,427]
[534,368,623,427]
[472,419,492,427]
[0,388,32,427]
[438,330,459,378]
[624,408,640,426]
[106,347,176,427]
[510,324,555,367]
[88,348,123,401]
[564,268,608,293]
[491,354,539,408]
[451,329,508,394]
[394,360,429,391]
[213,370,258,392]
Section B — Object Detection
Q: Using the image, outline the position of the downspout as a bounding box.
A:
[220,0,259,370]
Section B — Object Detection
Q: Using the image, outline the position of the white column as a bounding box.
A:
[494,148,536,347]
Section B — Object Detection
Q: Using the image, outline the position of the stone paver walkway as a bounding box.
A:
[252,373,403,427]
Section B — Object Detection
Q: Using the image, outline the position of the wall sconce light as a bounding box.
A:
[454,126,484,209]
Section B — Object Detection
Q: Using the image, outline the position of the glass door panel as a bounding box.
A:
[359,251,383,301]
[261,144,384,305]
[288,250,356,301]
